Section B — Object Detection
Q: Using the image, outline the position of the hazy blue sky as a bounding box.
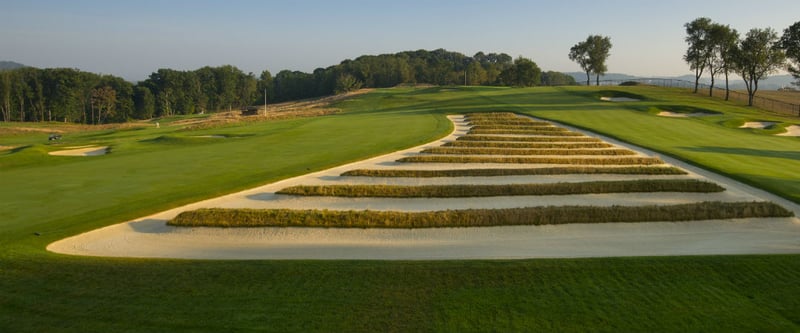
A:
[2,0,798,81]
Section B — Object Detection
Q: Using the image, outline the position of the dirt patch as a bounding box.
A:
[49,146,109,156]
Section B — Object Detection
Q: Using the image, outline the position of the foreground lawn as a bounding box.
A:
[1,86,799,332]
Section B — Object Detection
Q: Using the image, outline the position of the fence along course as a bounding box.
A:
[584,78,800,117]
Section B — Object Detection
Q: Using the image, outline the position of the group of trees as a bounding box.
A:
[569,35,613,86]
[684,18,800,106]
[0,49,577,123]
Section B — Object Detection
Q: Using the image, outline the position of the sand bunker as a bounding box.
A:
[657,111,715,118]
[777,125,800,137]
[740,121,776,129]
[601,97,640,102]
[49,146,109,156]
[47,115,800,260]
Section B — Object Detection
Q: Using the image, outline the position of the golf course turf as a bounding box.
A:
[2,85,799,332]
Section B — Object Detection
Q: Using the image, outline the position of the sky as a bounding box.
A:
[2,0,798,82]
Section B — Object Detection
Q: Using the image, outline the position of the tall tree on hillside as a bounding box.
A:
[257,70,273,106]
[587,35,612,86]
[569,41,592,85]
[779,21,800,87]
[569,35,612,86]
[733,28,786,106]
[706,23,739,98]
[0,71,11,121]
[684,17,713,93]
[90,86,116,124]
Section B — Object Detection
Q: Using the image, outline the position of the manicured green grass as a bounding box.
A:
[1,86,799,332]
[422,147,636,156]
[169,201,790,228]
[398,155,665,165]
[276,180,723,198]
[341,166,688,177]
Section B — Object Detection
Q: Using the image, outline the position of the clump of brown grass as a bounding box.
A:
[397,155,664,165]
[421,147,637,156]
[341,166,688,177]
[168,201,793,228]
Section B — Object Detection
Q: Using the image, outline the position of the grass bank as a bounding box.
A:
[341,166,688,177]
[421,147,636,156]
[168,201,792,228]
[398,155,665,165]
[276,179,723,198]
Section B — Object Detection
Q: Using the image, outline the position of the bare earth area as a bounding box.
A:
[48,115,800,259]
[657,111,714,118]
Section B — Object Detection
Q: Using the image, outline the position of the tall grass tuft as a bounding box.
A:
[421,147,637,156]
[276,180,724,198]
[443,141,615,149]
[397,155,665,165]
[340,166,688,177]
[168,201,794,228]
[458,135,602,143]
[468,129,584,136]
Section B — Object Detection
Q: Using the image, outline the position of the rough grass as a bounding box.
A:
[398,155,665,165]
[468,120,553,126]
[469,129,583,136]
[421,147,637,156]
[443,141,615,149]
[168,201,792,228]
[341,166,688,177]
[458,135,602,143]
[470,125,559,130]
[275,180,724,198]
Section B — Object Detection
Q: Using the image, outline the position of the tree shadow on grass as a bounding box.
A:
[681,146,800,160]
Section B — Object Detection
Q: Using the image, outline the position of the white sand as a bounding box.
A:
[777,125,800,137]
[49,146,109,156]
[48,115,800,260]
[740,121,776,129]
[657,111,714,118]
[601,97,640,102]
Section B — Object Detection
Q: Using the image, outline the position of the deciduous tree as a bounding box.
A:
[734,28,786,106]
[779,21,800,87]
[684,17,713,93]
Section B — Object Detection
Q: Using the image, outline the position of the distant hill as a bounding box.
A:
[567,72,797,90]
[0,61,26,71]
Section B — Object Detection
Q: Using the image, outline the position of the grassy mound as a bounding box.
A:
[443,141,614,149]
[421,147,637,156]
[341,166,688,177]
[457,135,602,142]
[397,155,665,165]
[276,180,724,198]
[168,201,792,228]
[468,129,583,136]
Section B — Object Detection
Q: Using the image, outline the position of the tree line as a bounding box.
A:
[684,18,800,106]
[0,49,576,123]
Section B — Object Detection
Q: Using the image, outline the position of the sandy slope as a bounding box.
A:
[49,146,109,156]
[48,115,800,259]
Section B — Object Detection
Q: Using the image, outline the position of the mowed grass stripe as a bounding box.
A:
[398,155,664,165]
[458,135,602,142]
[341,166,688,177]
[443,141,615,149]
[421,147,637,156]
[276,180,723,198]
[168,201,793,228]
